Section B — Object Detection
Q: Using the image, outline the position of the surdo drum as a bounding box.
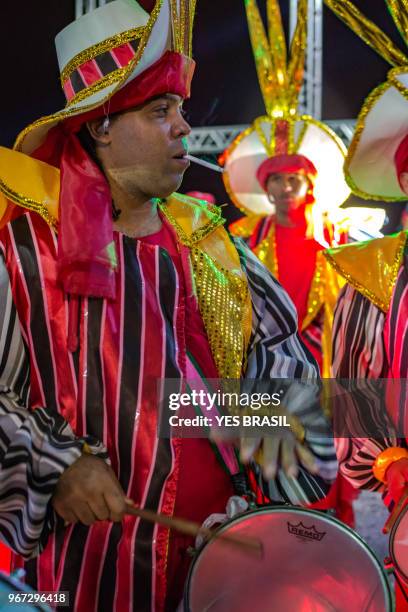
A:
[184,506,392,611]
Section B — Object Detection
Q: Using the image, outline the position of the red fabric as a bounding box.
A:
[141,221,234,609]
[275,120,290,155]
[31,51,195,300]
[275,220,322,330]
[395,132,408,187]
[77,60,103,90]
[256,153,317,192]
[59,134,116,298]
[396,582,408,611]
[0,543,11,573]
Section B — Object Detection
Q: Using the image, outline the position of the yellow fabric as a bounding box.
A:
[161,195,253,378]
[229,214,265,239]
[0,147,59,228]
[324,231,407,313]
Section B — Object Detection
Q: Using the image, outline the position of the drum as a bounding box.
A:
[0,571,51,611]
[390,503,408,585]
[184,506,392,611]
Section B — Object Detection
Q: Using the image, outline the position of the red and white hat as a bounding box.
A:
[326,0,408,201]
[222,0,349,217]
[15,0,196,155]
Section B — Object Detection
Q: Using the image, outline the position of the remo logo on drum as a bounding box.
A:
[287,521,326,542]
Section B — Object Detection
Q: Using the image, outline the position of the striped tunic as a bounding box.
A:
[0,211,336,611]
[332,246,408,499]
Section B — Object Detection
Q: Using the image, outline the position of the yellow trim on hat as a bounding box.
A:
[65,67,128,108]
[223,114,348,217]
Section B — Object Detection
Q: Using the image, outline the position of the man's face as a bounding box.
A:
[101,94,191,199]
[265,171,310,214]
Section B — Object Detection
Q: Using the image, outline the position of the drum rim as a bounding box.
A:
[183,505,393,611]
[389,503,408,582]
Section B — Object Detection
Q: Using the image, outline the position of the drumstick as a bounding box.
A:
[125,504,263,558]
[383,488,408,534]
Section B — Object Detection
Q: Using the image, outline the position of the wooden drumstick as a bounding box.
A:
[125,504,263,558]
[383,488,408,534]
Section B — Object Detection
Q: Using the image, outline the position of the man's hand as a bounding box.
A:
[386,457,408,504]
[240,433,318,480]
[52,454,129,526]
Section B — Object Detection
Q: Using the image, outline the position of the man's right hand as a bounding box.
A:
[52,454,129,526]
[386,457,408,504]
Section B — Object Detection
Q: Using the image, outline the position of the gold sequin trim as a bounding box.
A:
[60,27,145,86]
[266,0,287,85]
[287,0,307,114]
[0,177,57,230]
[244,0,283,117]
[303,255,324,330]
[324,0,407,67]
[385,0,408,43]
[159,200,225,246]
[15,0,164,152]
[191,246,249,379]
[65,67,127,108]
[324,232,407,312]
[294,119,308,152]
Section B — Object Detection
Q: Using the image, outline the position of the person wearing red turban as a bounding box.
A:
[224,0,354,528]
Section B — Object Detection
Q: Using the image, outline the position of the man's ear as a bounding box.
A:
[399,172,408,196]
[86,118,112,146]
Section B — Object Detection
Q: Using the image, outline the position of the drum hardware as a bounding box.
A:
[124,503,264,558]
[383,489,408,535]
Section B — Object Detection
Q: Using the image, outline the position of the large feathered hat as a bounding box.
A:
[325,0,408,201]
[222,0,350,218]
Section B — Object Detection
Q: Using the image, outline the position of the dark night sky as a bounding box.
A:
[0,1,406,227]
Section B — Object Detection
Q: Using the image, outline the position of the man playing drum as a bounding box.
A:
[0,1,336,610]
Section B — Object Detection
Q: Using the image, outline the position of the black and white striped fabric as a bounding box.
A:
[235,239,338,502]
[331,258,408,498]
[0,214,337,609]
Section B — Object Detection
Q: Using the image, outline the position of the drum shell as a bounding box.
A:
[184,506,392,612]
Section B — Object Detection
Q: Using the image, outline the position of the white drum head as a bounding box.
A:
[185,507,392,611]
